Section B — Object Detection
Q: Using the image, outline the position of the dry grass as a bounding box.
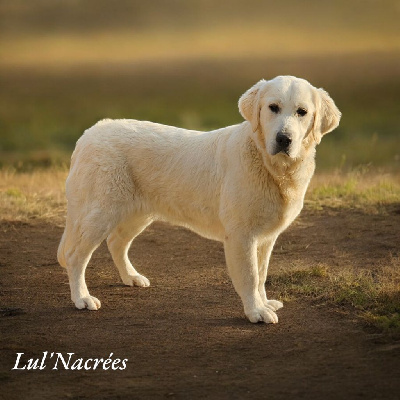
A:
[307,169,400,214]
[0,168,67,224]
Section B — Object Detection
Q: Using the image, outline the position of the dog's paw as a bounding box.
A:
[245,306,278,324]
[265,299,283,311]
[123,274,150,287]
[74,295,101,310]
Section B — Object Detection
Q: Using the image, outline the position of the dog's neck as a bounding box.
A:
[244,131,316,202]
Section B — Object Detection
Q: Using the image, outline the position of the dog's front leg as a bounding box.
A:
[224,235,278,324]
[258,239,283,312]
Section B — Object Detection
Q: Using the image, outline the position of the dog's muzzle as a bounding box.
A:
[274,132,292,155]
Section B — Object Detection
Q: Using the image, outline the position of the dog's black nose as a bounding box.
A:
[276,132,292,152]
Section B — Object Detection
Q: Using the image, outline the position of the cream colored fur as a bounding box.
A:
[58,75,341,324]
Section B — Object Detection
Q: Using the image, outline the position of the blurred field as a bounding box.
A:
[0,0,399,170]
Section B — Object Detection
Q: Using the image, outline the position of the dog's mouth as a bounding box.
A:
[280,148,290,156]
[271,147,291,157]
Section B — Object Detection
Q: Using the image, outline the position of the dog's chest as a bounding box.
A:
[280,195,304,229]
[259,175,308,235]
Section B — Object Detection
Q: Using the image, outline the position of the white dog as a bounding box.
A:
[58,76,341,324]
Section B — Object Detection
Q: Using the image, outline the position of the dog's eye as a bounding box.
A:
[269,104,280,114]
[296,108,307,117]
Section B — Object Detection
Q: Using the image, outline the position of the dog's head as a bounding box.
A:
[238,76,341,159]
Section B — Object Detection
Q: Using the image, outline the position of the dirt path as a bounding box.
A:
[1,208,399,399]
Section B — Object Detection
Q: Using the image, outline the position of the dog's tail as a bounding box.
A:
[57,230,68,269]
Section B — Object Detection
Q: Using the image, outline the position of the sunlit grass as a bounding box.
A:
[270,259,400,335]
[307,169,400,213]
[0,168,67,223]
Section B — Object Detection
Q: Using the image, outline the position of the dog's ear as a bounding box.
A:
[238,80,266,132]
[312,88,341,144]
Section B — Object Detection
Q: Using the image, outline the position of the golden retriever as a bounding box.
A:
[58,76,341,324]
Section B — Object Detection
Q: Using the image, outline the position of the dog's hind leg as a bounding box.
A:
[107,215,152,287]
[60,210,114,310]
